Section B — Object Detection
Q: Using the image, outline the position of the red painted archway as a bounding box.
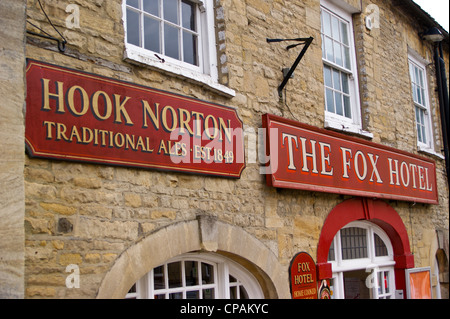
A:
[316,198,414,297]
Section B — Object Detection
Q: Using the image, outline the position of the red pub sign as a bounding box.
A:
[289,252,318,299]
[263,114,438,204]
[25,60,245,177]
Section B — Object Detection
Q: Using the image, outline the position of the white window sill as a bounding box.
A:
[124,48,235,98]
[324,119,374,139]
[418,145,445,160]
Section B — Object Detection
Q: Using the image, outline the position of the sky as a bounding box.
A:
[412,0,449,32]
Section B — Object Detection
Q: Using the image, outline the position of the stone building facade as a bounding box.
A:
[0,0,448,299]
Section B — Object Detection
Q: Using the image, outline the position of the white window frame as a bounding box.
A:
[408,51,436,155]
[328,221,396,299]
[125,252,264,299]
[320,0,372,139]
[122,0,235,97]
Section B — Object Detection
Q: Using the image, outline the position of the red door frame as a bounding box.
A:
[316,198,414,298]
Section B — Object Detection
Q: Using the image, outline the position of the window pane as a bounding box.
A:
[129,256,264,299]
[322,11,332,36]
[144,16,160,52]
[417,124,423,143]
[164,0,178,24]
[374,233,388,257]
[335,92,343,116]
[418,69,424,87]
[340,21,349,45]
[239,286,249,299]
[150,259,219,299]
[183,31,197,65]
[182,0,196,30]
[328,238,335,261]
[324,65,332,88]
[342,72,351,118]
[333,69,341,90]
[341,73,349,93]
[144,0,159,16]
[203,288,214,299]
[419,125,427,144]
[421,126,426,144]
[384,271,390,293]
[343,269,371,299]
[417,86,422,105]
[377,271,383,294]
[341,227,368,260]
[185,261,198,286]
[168,262,182,288]
[331,16,340,41]
[127,0,140,9]
[420,88,426,106]
[325,37,334,62]
[229,286,237,299]
[164,23,179,59]
[343,47,350,69]
[416,108,423,143]
[153,265,165,289]
[326,88,334,113]
[201,262,214,284]
[376,271,391,296]
[334,41,343,66]
[321,35,326,59]
[420,108,425,124]
[416,107,427,144]
[421,128,426,144]
[186,290,199,299]
[343,95,351,118]
[169,292,183,299]
[127,9,140,46]
[412,83,418,103]
[415,106,421,123]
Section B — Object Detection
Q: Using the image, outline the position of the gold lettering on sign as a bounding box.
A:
[40,78,134,125]
[294,262,314,285]
[141,99,232,141]
[40,78,234,143]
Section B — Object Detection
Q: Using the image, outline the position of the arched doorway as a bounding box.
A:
[97,216,289,298]
[316,198,414,299]
[125,252,264,299]
[327,221,396,298]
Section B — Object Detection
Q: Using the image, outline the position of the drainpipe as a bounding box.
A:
[423,26,449,188]
[434,41,449,189]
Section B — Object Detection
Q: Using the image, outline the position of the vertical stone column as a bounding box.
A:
[0,0,26,299]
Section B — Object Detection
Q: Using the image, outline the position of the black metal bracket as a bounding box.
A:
[267,37,313,98]
[26,27,67,52]
[26,0,67,53]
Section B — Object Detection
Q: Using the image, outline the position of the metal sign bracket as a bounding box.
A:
[267,37,314,98]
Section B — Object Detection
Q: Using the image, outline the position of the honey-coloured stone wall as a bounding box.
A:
[19,0,449,298]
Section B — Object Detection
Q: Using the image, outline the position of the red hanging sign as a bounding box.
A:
[25,60,245,178]
[289,252,318,299]
[262,114,439,204]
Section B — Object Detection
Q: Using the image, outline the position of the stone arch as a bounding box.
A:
[96,216,289,298]
[436,249,449,282]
